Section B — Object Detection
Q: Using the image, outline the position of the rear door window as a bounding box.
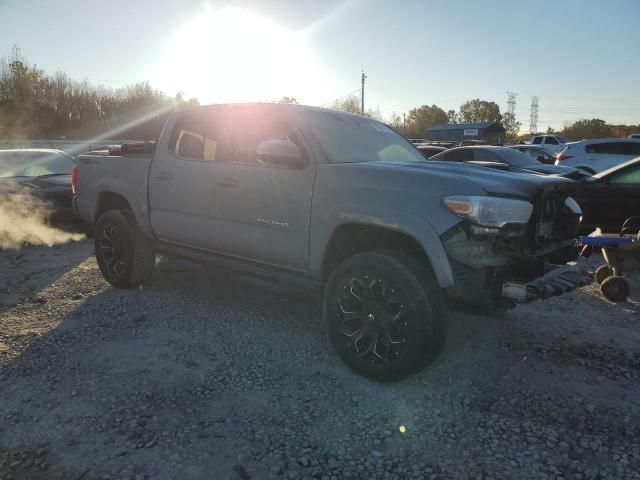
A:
[473,149,501,162]
[544,137,559,145]
[444,149,473,162]
[586,142,636,155]
[532,137,543,144]
[169,115,222,161]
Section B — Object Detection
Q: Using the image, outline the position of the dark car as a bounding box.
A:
[509,144,557,164]
[429,146,586,179]
[415,144,447,158]
[572,157,640,233]
[0,149,76,222]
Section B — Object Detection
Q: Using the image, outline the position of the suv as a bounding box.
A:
[555,138,640,173]
[530,135,567,154]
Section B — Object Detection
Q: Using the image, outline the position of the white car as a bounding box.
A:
[555,138,640,174]
[530,134,567,154]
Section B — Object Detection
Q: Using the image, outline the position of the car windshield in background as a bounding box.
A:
[0,151,74,177]
[303,111,424,163]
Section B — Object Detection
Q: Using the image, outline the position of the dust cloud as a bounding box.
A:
[0,192,84,249]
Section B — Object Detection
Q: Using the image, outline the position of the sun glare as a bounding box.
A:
[159,7,330,105]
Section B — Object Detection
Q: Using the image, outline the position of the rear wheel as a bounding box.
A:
[324,251,447,382]
[94,210,155,288]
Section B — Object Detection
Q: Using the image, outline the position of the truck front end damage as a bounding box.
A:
[442,185,591,307]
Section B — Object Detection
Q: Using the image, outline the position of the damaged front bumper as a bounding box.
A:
[501,260,592,303]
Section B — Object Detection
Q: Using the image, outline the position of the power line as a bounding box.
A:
[318,88,361,108]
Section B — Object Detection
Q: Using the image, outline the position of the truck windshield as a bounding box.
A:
[302,111,425,163]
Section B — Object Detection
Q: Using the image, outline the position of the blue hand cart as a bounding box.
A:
[579,218,640,302]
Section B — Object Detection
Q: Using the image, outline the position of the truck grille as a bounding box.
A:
[528,191,577,247]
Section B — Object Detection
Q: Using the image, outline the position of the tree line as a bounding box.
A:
[0,47,198,140]
[326,95,638,143]
[2,46,637,143]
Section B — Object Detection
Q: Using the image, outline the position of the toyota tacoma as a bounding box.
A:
[74,103,586,381]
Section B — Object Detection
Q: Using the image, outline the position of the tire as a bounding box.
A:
[323,251,448,382]
[94,210,155,289]
[594,264,613,285]
[600,276,629,302]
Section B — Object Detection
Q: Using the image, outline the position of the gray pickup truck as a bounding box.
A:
[74,103,587,382]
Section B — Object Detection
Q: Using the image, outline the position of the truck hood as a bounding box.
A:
[355,160,576,200]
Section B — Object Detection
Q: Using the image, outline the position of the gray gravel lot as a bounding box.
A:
[1,239,639,480]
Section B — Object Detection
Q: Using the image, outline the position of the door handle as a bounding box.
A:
[156,171,173,181]
[217,177,239,187]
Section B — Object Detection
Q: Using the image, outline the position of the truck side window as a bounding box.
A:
[532,137,542,144]
[169,118,220,161]
[545,137,559,145]
[228,108,300,164]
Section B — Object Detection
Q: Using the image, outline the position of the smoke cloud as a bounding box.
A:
[0,191,84,249]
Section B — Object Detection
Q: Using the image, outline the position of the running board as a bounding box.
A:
[502,262,592,303]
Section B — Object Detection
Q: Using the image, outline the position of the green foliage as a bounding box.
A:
[458,98,502,124]
[0,46,199,140]
[404,104,448,138]
[446,109,459,124]
[501,112,521,143]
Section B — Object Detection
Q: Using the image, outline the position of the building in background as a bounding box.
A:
[426,122,506,144]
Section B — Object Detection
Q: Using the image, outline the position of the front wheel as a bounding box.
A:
[323,251,447,382]
[94,210,155,288]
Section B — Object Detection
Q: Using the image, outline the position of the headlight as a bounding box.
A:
[444,195,533,228]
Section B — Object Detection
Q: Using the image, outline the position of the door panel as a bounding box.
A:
[210,106,315,270]
[148,114,223,249]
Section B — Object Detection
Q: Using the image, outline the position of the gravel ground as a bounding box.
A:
[1,239,639,480]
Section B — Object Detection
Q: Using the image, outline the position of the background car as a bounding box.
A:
[429,146,585,178]
[530,134,567,153]
[555,138,640,173]
[628,134,640,140]
[509,144,556,164]
[415,144,447,158]
[572,156,640,233]
[0,149,76,222]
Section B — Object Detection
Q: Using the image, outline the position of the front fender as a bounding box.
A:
[310,206,456,288]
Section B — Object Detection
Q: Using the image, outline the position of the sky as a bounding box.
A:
[1,0,639,131]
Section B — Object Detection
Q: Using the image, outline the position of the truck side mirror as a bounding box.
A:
[257,139,306,168]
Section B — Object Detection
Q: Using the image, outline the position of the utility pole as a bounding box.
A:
[361,71,367,115]
[403,113,406,129]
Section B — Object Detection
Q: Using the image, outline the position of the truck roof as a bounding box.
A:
[176,102,369,119]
